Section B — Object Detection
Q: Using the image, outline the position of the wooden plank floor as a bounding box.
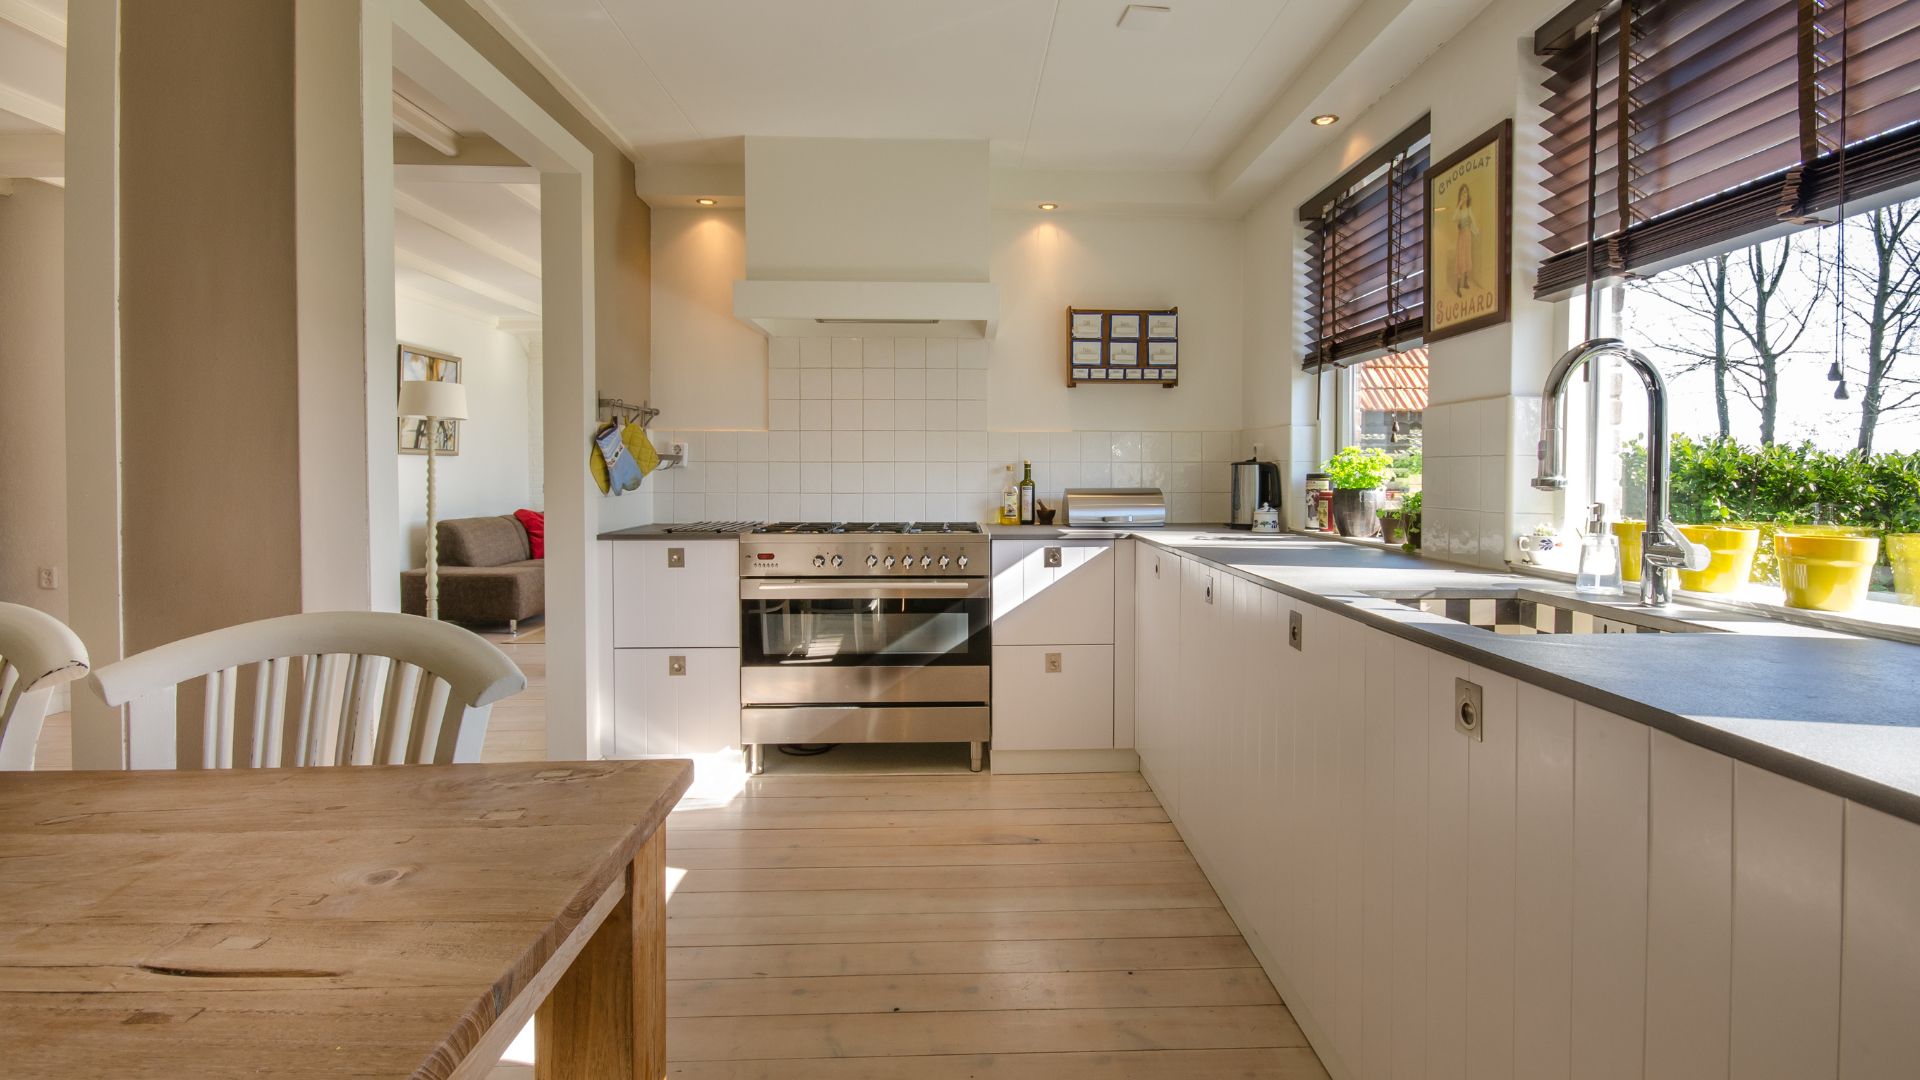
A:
[31,625,1330,1078]
[662,770,1329,1079]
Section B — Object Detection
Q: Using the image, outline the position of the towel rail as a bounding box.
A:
[596,396,681,469]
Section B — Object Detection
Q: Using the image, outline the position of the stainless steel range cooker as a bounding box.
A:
[738,522,990,773]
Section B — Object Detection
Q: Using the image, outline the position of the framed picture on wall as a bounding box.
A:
[397,344,462,456]
[1071,312,1104,339]
[1423,119,1512,343]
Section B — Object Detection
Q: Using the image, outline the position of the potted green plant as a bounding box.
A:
[1378,501,1409,545]
[1324,446,1394,538]
[1401,491,1422,553]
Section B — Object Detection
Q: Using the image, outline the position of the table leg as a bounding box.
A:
[535,827,667,1079]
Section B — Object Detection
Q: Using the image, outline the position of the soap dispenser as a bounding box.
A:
[1575,503,1624,597]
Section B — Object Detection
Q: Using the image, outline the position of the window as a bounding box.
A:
[1541,0,1920,620]
[1301,118,1432,366]
[1338,350,1428,495]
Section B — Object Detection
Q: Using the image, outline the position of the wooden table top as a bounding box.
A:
[0,760,693,1078]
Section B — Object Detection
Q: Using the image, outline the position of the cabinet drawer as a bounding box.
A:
[990,540,1115,645]
[991,644,1115,750]
[612,540,740,649]
[610,647,740,757]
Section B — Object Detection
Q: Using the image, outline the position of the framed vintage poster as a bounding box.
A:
[1423,119,1512,343]
[397,344,462,456]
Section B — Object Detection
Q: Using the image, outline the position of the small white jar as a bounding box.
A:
[1252,506,1281,533]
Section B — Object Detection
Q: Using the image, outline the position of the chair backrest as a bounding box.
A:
[0,602,90,770]
[87,612,525,770]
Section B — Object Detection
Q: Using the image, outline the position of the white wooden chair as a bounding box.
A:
[0,602,91,770]
[88,612,525,770]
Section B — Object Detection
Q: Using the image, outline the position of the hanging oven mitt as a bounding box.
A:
[591,419,644,495]
[625,422,661,478]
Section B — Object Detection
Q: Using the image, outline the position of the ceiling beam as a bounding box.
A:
[396,246,541,315]
[0,0,65,47]
[392,90,460,156]
[396,281,507,326]
[0,81,62,132]
[0,131,61,177]
[393,187,540,276]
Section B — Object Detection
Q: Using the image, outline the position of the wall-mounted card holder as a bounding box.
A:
[1065,306,1178,388]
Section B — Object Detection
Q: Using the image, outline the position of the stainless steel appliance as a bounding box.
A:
[739,522,991,773]
[1229,458,1282,529]
[1063,488,1166,528]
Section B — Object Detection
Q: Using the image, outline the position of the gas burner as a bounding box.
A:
[912,522,984,534]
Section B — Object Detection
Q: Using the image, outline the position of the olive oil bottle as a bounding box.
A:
[1018,460,1037,525]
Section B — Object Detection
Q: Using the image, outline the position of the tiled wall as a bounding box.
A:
[1417,395,1547,569]
[645,335,1237,524]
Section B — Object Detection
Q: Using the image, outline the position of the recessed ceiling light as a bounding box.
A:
[1312,114,1339,127]
[1038,202,1058,211]
[696,197,716,206]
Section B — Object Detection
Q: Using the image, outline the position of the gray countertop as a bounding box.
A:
[1124,529,1920,827]
[598,523,750,541]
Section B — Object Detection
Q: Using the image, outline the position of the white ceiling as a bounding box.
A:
[480,0,1364,173]
[0,0,67,135]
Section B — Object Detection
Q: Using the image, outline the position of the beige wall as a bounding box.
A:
[0,180,66,621]
[421,0,653,408]
[119,0,305,651]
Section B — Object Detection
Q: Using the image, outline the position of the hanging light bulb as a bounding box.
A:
[1828,360,1844,381]
[1835,380,1851,401]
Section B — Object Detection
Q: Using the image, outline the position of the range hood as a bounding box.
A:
[732,137,998,339]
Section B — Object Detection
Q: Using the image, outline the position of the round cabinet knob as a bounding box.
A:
[866,554,879,568]
[938,554,951,569]
[884,555,897,568]
[956,554,970,569]
[830,554,845,568]
[920,555,933,568]
[811,554,826,568]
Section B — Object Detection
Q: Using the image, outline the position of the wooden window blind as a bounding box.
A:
[1535,0,1920,299]
[1301,117,1432,368]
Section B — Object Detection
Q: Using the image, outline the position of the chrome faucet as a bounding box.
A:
[1533,337,1707,607]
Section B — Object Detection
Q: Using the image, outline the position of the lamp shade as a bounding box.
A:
[396,379,469,420]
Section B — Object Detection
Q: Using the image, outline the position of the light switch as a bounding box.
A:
[668,655,687,677]
[1044,652,1063,673]
[666,547,685,568]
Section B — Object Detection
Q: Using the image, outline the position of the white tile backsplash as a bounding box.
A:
[656,334,1243,523]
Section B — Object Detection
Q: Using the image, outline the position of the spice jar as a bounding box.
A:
[1305,473,1333,532]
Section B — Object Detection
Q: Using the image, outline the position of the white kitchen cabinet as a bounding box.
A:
[1840,801,1920,1076]
[1644,730,1734,1080]
[610,647,740,756]
[611,539,740,649]
[989,538,1114,645]
[990,644,1114,750]
[1132,544,1182,807]
[1570,703,1650,1080]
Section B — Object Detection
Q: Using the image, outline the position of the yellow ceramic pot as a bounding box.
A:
[1611,519,1645,582]
[1675,524,1760,593]
[1773,530,1881,612]
[1890,534,1920,606]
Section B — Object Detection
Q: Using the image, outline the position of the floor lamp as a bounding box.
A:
[397,379,470,620]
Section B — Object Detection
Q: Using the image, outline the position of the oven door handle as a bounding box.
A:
[740,578,989,600]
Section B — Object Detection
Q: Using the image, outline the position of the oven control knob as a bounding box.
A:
[830,554,845,568]
[866,554,879,568]
[884,555,897,568]
[920,554,934,568]
[812,554,826,568]
[938,554,951,569]
[957,554,970,569]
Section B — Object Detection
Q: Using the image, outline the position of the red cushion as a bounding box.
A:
[513,509,545,559]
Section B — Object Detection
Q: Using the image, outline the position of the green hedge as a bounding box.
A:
[1621,436,1920,585]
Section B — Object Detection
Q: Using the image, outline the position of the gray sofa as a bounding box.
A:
[400,515,543,633]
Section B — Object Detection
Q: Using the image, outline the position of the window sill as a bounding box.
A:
[1511,563,1920,646]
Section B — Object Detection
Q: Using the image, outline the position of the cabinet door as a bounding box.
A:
[1134,546,1181,804]
[612,540,740,649]
[991,644,1115,750]
[610,647,740,756]
[990,539,1115,645]
[1176,557,1224,859]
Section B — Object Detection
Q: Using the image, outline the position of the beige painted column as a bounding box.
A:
[63,0,125,769]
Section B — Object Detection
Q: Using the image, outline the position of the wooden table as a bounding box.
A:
[0,760,692,1078]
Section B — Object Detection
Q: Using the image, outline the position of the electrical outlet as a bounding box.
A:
[667,655,687,677]
[1043,546,1062,568]
[38,567,57,590]
[1288,609,1303,650]
[670,441,690,467]
[1455,677,1484,741]
[1044,652,1063,673]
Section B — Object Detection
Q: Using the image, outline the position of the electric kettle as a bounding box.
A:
[1229,457,1282,529]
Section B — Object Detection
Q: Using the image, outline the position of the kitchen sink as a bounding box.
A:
[1375,590,1724,635]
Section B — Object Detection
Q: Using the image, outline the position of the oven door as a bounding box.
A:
[739,578,990,705]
